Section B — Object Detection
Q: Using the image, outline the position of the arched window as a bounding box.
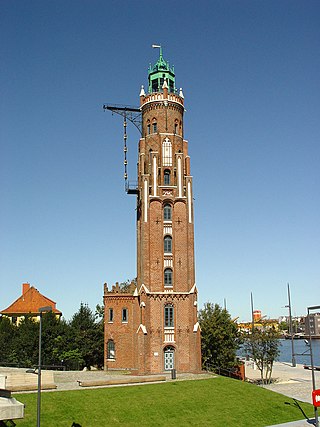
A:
[147,123,150,135]
[107,340,115,360]
[162,138,172,166]
[164,304,174,327]
[122,308,128,323]
[164,204,172,221]
[164,169,171,185]
[164,268,173,287]
[152,120,157,133]
[164,236,172,253]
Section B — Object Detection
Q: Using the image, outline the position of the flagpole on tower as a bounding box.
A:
[152,44,162,57]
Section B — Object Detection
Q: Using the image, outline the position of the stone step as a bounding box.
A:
[3,370,56,392]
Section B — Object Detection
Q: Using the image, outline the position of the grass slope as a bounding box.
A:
[15,377,313,427]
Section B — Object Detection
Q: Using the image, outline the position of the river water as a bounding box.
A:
[278,338,320,366]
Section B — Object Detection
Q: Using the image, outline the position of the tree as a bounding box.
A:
[70,303,104,369]
[0,303,105,370]
[244,323,280,384]
[278,321,288,332]
[41,312,70,367]
[199,302,239,371]
[12,316,39,367]
[0,316,17,365]
[95,303,104,324]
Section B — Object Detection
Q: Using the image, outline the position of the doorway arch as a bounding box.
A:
[164,346,175,371]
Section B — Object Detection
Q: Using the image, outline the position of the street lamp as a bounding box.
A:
[307,304,320,427]
[285,283,296,367]
[37,305,52,427]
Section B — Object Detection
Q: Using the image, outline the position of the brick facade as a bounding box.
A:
[104,53,201,374]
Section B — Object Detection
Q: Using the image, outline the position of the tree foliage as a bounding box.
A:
[70,303,104,369]
[243,323,280,384]
[0,302,104,370]
[0,316,17,364]
[12,317,39,366]
[199,302,239,371]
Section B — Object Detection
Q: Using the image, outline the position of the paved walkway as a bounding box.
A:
[52,369,213,391]
[267,420,317,427]
[244,361,320,426]
[245,361,320,404]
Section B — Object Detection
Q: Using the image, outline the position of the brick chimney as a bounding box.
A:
[22,283,30,294]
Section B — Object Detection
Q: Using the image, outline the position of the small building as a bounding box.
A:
[305,313,320,337]
[0,283,62,324]
[253,310,262,322]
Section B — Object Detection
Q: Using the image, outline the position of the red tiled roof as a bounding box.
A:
[0,283,62,316]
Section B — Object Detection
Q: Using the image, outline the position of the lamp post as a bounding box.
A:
[250,292,254,333]
[307,304,320,427]
[285,283,296,367]
[37,305,52,427]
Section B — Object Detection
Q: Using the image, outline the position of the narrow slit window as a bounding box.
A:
[164,169,171,185]
[152,122,157,133]
[107,340,115,359]
[164,304,174,326]
[164,236,172,253]
[122,308,128,323]
[164,204,172,221]
[162,138,172,166]
[164,269,173,287]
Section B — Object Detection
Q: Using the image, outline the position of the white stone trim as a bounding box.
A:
[139,283,150,294]
[177,156,182,197]
[193,322,200,332]
[153,155,157,196]
[187,181,192,223]
[189,284,197,294]
[144,179,148,222]
[164,225,172,235]
[164,258,173,268]
[137,324,147,334]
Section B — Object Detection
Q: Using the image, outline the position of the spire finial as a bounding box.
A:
[139,85,145,97]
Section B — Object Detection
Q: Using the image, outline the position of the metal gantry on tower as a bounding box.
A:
[103,104,141,195]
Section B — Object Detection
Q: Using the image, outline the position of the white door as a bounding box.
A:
[164,348,174,370]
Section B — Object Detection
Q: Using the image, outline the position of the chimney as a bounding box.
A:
[22,283,30,294]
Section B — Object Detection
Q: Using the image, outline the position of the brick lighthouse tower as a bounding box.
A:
[104,47,201,374]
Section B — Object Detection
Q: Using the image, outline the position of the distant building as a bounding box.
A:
[0,283,62,324]
[253,310,262,322]
[305,313,320,337]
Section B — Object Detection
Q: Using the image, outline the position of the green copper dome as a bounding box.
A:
[148,47,176,94]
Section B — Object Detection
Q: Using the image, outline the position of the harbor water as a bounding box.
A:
[278,338,320,366]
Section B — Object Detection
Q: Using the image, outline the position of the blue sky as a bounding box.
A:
[1,0,319,322]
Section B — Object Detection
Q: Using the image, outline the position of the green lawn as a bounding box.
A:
[15,377,313,427]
